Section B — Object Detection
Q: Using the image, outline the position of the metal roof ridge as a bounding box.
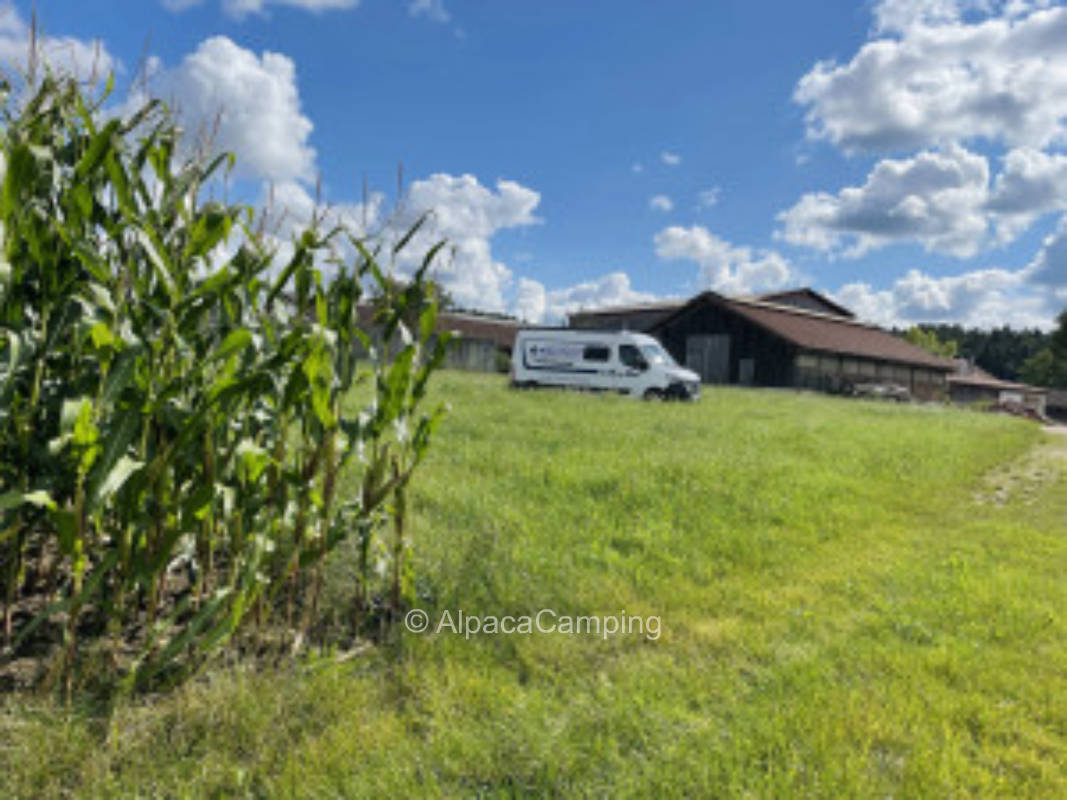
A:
[438,310,519,324]
[755,287,856,317]
[569,299,686,315]
[725,295,886,330]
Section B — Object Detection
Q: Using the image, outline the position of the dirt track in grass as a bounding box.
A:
[975,427,1067,506]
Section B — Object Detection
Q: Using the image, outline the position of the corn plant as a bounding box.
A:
[0,73,448,693]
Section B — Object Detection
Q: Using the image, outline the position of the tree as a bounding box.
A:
[1052,309,1067,360]
[904,326,959,358]
[897,323,1050,379]
[1020,348,1066,387]
[1021,310,1067,387]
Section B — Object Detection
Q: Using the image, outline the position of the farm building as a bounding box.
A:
[355,304,518,373]
[749,288,855,318]
[569,289,956,401]
[947,362,1048,417]
[1047,389,1067,423]
[434,310,519,372]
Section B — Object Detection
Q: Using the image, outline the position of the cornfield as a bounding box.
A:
[0,73,449,694]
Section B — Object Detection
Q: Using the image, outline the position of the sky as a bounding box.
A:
[5,0,1067,328]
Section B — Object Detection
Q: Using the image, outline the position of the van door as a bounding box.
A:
[618,343,650,394]
[581,343,614,391]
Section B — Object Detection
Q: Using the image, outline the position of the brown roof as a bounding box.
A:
[947,367,1046,394]
[652,292,958,371]
[436,311,519,349]
[355,304,519,349]
[567,299,684,331]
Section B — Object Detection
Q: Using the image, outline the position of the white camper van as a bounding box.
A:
[511,329,701,400]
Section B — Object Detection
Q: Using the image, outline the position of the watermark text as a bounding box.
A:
[404,608,661,640]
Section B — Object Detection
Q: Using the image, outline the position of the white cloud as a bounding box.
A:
[163,0,360,18]
[654,225,796,295]
[779,143,1067,256]
[408,0,450,23]
[262,179,384,240]
[873,0,1054,33]
[1022,213,1067,287]
[777,144,991,257]
[986,147,1067,240]
[514,277,548,323]
[207,179,384,282]
[631,162,644,174]
[796,3,1067,152]
[388,173,541,311]
[661,151,682,166]
[0,2,117,82]
[233,174,547,310]
[647,219,1058,330]
[405,173,540,239]
[515,272,655,324]
[145,37,315,184]
[833,266,1052,328]
[697,187,721,209]
[873,0,993,33]
[649,194,674,213]
[827,204,1066,328]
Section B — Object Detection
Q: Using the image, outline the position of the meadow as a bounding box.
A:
[2,371,1065,798]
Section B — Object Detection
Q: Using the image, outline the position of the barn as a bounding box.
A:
[434,310,519,372]
[948,362,1048,417]
[355,305,518,373]
[569,289,956,401]
[1048,389,1067,423]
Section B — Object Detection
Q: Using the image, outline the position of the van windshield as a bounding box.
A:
[640,344,676,366]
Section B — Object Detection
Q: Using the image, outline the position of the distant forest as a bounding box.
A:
[894,325,1050,381]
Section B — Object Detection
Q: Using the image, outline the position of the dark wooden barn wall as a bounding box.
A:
[655,303,796,386]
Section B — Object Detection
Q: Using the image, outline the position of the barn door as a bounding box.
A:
[686,334,731,383]
[738,358,755,386]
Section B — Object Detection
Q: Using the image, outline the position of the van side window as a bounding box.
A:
[583,345,610,362]
[619,344,647,370]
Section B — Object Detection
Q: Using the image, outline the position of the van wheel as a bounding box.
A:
[643,388,665,401]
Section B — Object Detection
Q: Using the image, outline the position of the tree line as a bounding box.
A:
[900,313,1067,388]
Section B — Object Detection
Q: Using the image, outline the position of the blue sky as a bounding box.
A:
[7,0,1067,326]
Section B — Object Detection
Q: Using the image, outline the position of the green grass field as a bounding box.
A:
[3,371,1066,798]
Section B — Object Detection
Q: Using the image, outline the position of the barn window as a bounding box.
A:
[819,355,840,374]
[842,358,859,375]
[859,360,877,376]
[795,354,817,370]
[877,363,894,380]
[894,366,911,382]
[583,345,610,362]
